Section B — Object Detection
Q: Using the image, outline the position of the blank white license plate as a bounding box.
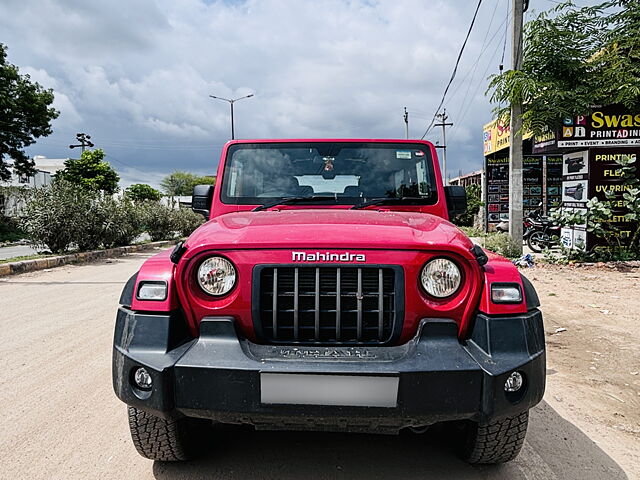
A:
[260,373,399,407]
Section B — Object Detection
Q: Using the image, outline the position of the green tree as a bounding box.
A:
[56,148,120,194]
[454,183,483,227]
[125,183,162,202]
[0,43,59,181]
[160,171,216,196]
[487,0,640,136]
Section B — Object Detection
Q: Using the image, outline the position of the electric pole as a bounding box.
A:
[69,133,94,153]
[435,109,453,185]
[508,0,525,254]
[403,107,409,139]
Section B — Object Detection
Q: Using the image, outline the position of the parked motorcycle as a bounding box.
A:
[527,216,561,252]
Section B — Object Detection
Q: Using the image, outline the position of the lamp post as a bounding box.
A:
[209,93,254,139]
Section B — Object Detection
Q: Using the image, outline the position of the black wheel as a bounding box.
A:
[461,411,529,464]
[527,231,546,252]
[127,406,209,461]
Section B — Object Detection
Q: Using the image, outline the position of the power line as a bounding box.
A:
[447,0,504,136]
[420,0,484,139]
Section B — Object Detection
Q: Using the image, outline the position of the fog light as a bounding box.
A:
[134,367,153,390]
[504,371,523,392]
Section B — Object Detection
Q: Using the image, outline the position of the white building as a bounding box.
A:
[0,156,70,216]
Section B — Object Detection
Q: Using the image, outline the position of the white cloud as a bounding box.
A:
[0,0,537,181]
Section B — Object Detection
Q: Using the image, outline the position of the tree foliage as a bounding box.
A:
[160,171,216,196]
[454,183,483,227]
[487,0,640,136]
[56,149,120,194]
[0,43,59,181]
[125,183,162,202]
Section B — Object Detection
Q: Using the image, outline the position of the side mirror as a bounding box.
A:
[192,184,214,219]
[444,185,467,220]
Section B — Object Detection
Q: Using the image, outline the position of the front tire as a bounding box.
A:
[127,406,208,461]
[461,411,529,464]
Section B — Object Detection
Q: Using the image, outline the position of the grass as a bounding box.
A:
[0,253,56,264]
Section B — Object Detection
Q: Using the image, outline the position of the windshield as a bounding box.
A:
[221,142,437,205]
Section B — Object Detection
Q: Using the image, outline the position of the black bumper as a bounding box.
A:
[112,308,545,433]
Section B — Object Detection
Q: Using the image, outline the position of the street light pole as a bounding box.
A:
[209,93,254,140]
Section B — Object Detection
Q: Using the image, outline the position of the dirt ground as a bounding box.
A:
[526,263,640,477]
[0,256,639,479]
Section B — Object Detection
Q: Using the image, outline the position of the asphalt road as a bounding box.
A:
[0,253,630,480]
[0,243,39,260]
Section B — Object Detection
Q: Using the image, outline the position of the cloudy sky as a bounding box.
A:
[1,0,559,188]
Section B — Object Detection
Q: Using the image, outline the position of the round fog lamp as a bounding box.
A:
[134,367,153,390]
[504,371,523,392]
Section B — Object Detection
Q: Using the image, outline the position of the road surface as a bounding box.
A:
[0,253,633,479]
[0,243,39,260]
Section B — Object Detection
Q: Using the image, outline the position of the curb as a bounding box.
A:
[0,240,178,277]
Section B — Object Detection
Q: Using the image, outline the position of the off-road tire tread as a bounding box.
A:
[463,411,529,464]
[127,406,194,461]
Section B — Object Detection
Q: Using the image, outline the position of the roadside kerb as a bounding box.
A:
[0,240,178,277]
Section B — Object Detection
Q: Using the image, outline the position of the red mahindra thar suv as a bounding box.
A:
[113,139,544,464]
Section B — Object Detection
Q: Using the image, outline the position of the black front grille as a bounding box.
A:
[254,266,402,345]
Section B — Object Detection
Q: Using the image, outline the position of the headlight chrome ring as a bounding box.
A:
[197,256,237,296]
[420,257,462,298]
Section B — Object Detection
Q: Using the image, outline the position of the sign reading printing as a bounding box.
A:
[557,105,640,147]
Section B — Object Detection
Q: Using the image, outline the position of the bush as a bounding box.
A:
[140,201,179,241]
[173,208,205,237]
[0,215,27,243]
[483,232,521,259]
[101,198,145,247]
[20,180,93,253]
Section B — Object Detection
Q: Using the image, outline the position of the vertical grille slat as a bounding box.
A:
[378,268,384,340]
[258,265,400,345]
[314,267,320,340]
[356,268,363,341]
[293,268,299,341]
[272,268,278,339]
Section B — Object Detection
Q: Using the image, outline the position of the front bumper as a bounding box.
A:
[112,308,545,433]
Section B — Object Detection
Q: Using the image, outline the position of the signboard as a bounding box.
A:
[523,156,543,217]
[557,105,640,148]
[546,156,562,210]
[559,147,640,250]
[483,118,533,155]
[485,156,510,225]
[485,155,547,228]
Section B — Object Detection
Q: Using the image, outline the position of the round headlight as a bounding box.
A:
[197,256,237,296]
[420,258,461,298]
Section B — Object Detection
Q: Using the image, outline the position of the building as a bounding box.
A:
[482,105,640,248]
[0,156,70,216]
[449,169,483,188]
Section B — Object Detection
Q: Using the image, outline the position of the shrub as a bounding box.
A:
[20,180,93,253]
[140,201,178,241]
[101,198,145,247]
[483,232,522,259]
[173,207,205,237]
[454,184,483,227]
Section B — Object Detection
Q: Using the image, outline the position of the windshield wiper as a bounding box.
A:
[351,197,431,210]
[253,195,336,212]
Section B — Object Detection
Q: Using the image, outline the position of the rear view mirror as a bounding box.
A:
[192,184,214,219]
[444,185,467,220]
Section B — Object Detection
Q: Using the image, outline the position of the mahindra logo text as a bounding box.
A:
[292,251,366,262]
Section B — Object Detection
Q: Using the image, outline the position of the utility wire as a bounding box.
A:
[448,0,502,133]
[420,0,484,139]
